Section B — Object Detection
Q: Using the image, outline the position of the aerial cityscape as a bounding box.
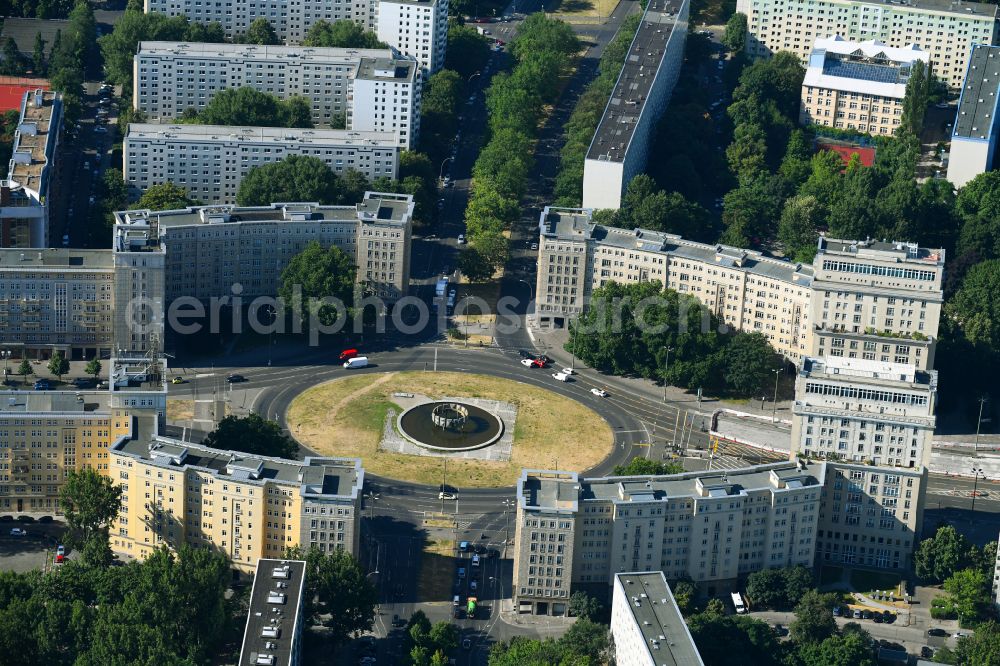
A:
[0,0,997,663]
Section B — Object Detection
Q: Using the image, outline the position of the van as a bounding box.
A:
[344,356,369,369]
[339,348,359,361]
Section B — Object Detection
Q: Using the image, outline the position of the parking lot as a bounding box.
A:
[0,518,66,572]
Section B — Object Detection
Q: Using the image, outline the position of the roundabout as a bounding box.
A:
[283,370,615,487]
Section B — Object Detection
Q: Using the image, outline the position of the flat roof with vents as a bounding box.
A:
[954,43,1000,140]
[239,559,307,666]
[613,572,704,666]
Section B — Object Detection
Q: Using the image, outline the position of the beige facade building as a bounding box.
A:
[114,191,414,303]
[800,36,929,134]
[0,357,165,515]
[0,90,62,249]
[737,0,1000,90]
[535,207,814,362]
[110,434,363,573]
[514,462,824,615]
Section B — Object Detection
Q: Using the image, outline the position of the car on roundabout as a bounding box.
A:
[520,358,544,368]
[591,388,608,397]
[439,491,456,500]
[171,376,185,384]
[226,374,246,383]
[552,372,570,382]
[560,368,575,375]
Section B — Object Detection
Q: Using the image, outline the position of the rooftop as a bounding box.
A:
[356,56,418,82]
[125,123,398,147]
[614,572,704,666]
[954,43,1000,140]
[863,0,999,17]
[519,462,823,508]
[0,248,113,270]
[111,434,364,497]
[137,40,394,63]
[0,390,111,415]
[5,90,61,199]
[816,236,945,266]
[804,36,928,98]
[109,356,168,394]
[586,0,686,163]
[801,355,936,387]
[114,192,414,234]
[239,559,307,666]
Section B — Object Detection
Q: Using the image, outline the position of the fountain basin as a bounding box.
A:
[397,400,504,451]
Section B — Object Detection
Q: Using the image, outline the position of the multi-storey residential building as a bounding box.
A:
[0,89,61,248]
[110,434,363,572]
[947,44,1000,187]
[800,36,928,134]
[114,191,414,303]
[737,0,999,90]
[0,249,115,360]
[513,462,824,615]
[814,462,925,570]
[0,368,164,514]
[112,213,167,356]
[611,572,704,666]
[582,0,688,209]
[240,559,308,666]
[535,207,814,362]
[993,532,1000,610]
[375,0,449,74]
[142,0,447,71]
[124,124,399,204]
[132,42,421,148]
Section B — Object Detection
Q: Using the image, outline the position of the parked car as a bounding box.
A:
[94,126,107,133]
[462,638,472,650]
[33,380,51,390]
[921,647,935,658]
[852,609,862,619]
[832,606,841,617]
[457,234,465,244]
[37,516,53,523]
[9,528,26,536]
[457,567,466,579]
[391,614,405,627]
[62,234,70,246]
[72,377,95,388]
[861,610,872,620]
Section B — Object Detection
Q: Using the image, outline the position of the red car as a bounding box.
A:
[339,348,359,361]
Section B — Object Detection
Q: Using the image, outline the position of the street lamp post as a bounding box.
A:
[1,350,10,382]
[502,499,514,559]
[662,346,674,403]
[771,368,781,423]
[972,466,985,515]
[974,396,987,456]
[438,156,453,185]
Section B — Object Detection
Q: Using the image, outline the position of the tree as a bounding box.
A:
[237,155,340,206]
[284,545,376,643]
[136,182,196,211]
[790,591,838,645]
[47,351,69,381]
[953,621,1000,665]
[723,12,748,53]
[242,17,280,44]
[1,38,24,76]
[31,32,45,75]
[673,579,698,616]
[84,359,102,381]
[612,458,684,476]
[198,86,300,127]
[510,13,579,62]
[745,568,787,609]
[17,358,32,385]
[778,195,822,262]
[723,333,779,398]
[688,613,783,666]
[283,95,314,128]
[948,260,1000,352]
[445,25,490,79]
[303,20,387,48]
[458,247,494,283]
[279,240,357,326]
[914,525,974,583]
[899,59,930,137]
[944,568,990,625]
[799,632,877,666]
[568,591,603,620]
[59,468,123,563]
[470,231,509,276]
[956,171,1000,263]
[202,413,298,459]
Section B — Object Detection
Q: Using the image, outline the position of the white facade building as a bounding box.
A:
[375,0,449,74]
[0,90,61,248]
[800,36,929,135]
[737,0,1000,90]
[611,572,704,666]
[947,44,1000,188]
[124,123,399,204]
[582,0,688,209]
[993,532,1000,610]
[132,42,421,147]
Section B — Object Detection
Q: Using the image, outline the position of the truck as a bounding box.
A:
[475,26,490,35]
[435,278,449,297]
[344,356,369,369]
[467,597,477,619]
[731,592,747,614]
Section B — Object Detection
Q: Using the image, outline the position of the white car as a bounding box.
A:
[520,358,535,367]
[94,126,107,133]
[438,491,456,500]
[561,368,575,375]
[61,234,69,246]
[457,234,465,244]
[591,388,608,397]
[552,372,570,382]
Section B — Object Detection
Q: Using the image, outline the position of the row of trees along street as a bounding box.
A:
[459,14,580,282]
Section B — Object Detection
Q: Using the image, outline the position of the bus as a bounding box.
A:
[731,592,747,614]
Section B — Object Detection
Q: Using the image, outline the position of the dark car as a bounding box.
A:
[921,647,935,658]
[16,515,35,523]
[33,380,51,390]
[474,544,487,554]
[872,611,883,623]
[518,349,533,359]
[72,377,95,388]
[391,614,405,627]
[884,611,896,624]
[928,628,948,637]
[861,610,872,620]
[38,516,53,523]
[226,374,246,383]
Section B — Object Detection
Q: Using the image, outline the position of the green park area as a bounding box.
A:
[285,371,613,487]
[547,0,621,20]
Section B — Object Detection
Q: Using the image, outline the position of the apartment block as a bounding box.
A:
[535,207,814,362]
[110,434,363,573]
[0,377,162,514]
[815,462,925,570]
[582,0,688,209]
[132,42,422,148]
[514,462,824,615]
[375,0,449,75]
[240,559,307,666]
[0,89,61,248]
[124,124,399,204]
[611,572,704,666]
[947,44,1000,188]
[800,36,929,134]
[114,191,413,303]
[737,0,999,89]
[993,532,1000,610]
[112,214,167,356]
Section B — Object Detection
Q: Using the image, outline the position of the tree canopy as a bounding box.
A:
[744,566,814,610]
[914,525,976,583]
[192,87,314,128]
[279,240,357,326]
[59,468,123,566]
[241,17,281,45]
[284,545,376,644]
[236,155,342,206]
[136,182,197,211]
[303,20,387,48]
[611,458,684,476]
[201,413,298,459]
[444,25,491,79]
[487,618,608,665]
